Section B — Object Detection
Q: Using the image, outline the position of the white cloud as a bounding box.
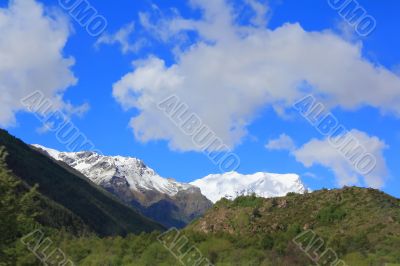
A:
[266,133,296,151]
[0,0,78,127]
[245,0,270,27]
[335,20,358,42]
[293,129,388,188]
[95,22,147,54]
[303,172,319,180]
[113,0,400,151]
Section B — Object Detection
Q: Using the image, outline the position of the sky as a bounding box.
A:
[1,0,400,198]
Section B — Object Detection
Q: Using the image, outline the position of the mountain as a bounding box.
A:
[2,130,399,265]
[9,186,397,265]
[0,129,164,236]
[32,144,212,228]
[191,171,307,203]
[182,187,400,265]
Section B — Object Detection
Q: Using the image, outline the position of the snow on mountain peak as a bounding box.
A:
[31,144,193,197]
[190,171,307,203]
[32,145,307,203]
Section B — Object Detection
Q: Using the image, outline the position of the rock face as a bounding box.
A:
[32,145,212,228]
[190,171,307,203]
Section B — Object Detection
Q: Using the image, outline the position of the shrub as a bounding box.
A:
[233,194,264,208]
[317,205,346,224]
[260,235,274,250]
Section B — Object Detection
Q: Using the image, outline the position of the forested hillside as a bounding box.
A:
[0,129,164,237]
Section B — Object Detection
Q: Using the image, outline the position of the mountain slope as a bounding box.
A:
[191,171,307,203]
[184,187,400,265]
[0,129,164,236]
[32,144,212,228]
[12,186,398,266]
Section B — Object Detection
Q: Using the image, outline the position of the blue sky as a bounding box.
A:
[2,0,400,197]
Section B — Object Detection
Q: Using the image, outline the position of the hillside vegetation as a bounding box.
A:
[56,188,400,265]
[25,188,400,265]
[0,129,164,237]
[184,187,400,265]
[4,179,399,265]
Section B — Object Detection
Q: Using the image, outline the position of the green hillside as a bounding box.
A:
[5,184,398,265]
[15,187,397,266]
[0,129,164,237]
[184,187,400,265]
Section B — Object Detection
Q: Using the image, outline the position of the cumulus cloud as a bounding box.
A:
[266,134,296,151]
[0,0,78,127]
[293,129,388,188]
[245,0,270,27]
[95,22,147,54]
[113,0,400,151]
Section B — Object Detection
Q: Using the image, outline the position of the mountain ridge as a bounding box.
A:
[32,144,196,198]
[182,187,400,265]
[32,144,213,228]
[0,129,164,236]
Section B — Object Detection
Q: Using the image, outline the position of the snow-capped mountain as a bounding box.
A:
[31,144,307,226]
[32,144,194,197]
[31,144,212,228]
[190,171,307,203]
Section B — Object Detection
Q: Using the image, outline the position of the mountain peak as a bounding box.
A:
[31,144,193,197]
[191,171,307,203]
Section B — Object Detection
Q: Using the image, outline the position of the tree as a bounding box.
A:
[0,147,39,265]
